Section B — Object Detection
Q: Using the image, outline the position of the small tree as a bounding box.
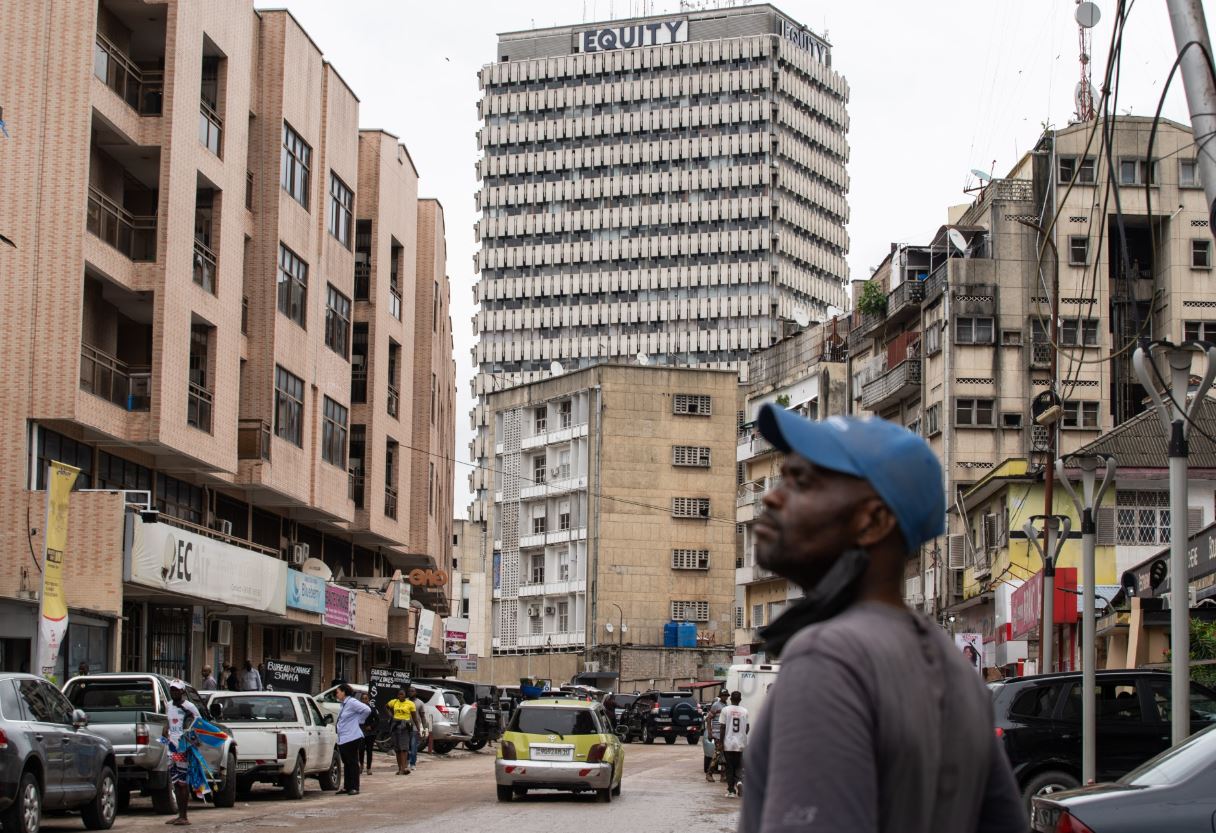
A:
[857,280,887,317]
[775,394,791,407]
[1164,618,1216,688]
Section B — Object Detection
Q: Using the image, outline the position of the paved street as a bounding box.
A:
[40,744,740,833]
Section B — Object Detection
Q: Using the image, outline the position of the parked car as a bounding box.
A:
[62,673,238,812]
[608,694,639,728]
[413,678,502,750]
[206,692,339,799]
[1032,723,1216,832]
[495,696,623,803]
[990,669,1216,810]
[413,684,473,754]
[619,690,702,745]
[0,673,117,833]
[313,683,367,722]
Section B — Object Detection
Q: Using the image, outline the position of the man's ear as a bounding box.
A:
[854,498,899,548]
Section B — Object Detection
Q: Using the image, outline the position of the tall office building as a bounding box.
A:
[469,4,850,521]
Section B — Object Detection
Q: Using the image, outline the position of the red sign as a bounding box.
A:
[1010,567,1078,639]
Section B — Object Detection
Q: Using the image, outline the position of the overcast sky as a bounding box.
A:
[262,0,1206,516]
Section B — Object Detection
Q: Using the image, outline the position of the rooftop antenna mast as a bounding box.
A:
[1074,1,1101,121]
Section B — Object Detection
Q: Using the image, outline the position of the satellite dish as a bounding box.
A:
[947,228,969,254]
[637,352,651,366]
[1075,1,1100,28]
[300,558,332,580]
[826,305,845,319]
[621,622,628,633]
[605,622,615,634]
[970,168,993,183]
[549,361,564,375]
[792,308,811,328]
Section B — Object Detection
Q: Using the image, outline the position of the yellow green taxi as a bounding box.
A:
[495,697,624,803]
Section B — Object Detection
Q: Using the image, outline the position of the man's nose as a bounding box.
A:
[760,483,784,509]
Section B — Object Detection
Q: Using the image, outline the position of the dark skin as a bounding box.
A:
[164,687,195,824]
[753,454,906,608]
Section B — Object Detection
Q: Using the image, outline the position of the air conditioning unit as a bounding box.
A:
[289,543,309,565]
[290,628,311,653]
[209,619,232,646]
[212,519,233,536]
[544,606,556,615]
[584,661,600,673]
[527,605,541,617]
[1161,589,1198,610]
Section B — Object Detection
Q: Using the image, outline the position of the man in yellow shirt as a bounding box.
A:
[384,687,422,774]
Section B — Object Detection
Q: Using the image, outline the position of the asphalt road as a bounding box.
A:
[41,742,741,833]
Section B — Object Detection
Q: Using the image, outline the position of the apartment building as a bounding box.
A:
[733,319,847,659]
[843,117,1211,652]
[483,365,736,674]
[0,1,455,685]
[470,3,851,524]
[451,519,492,663]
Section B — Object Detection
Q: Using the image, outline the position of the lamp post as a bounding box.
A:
[1024,514,1071,673]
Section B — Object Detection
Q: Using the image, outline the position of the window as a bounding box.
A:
[96,451,151,492]
[321,397,348,467]
[1062,682,1140,722]
[557,601,569,633]
[324,285,351,359]
[156,473,204,525]
[1062,400,1099,429]
[671,600,709,622]
[672,445,711,467]
[1069,236,1090,266]
[673,393,712,415]
[34,428,94,490]
[672,497,711,518]
[925,403,941,436]
[1185,321,1216,342]
[1058,156,1096,185]
[1008,685,1061,719]
[534,406,547,433]
[1180,159,1202,189]
[1001,330,1023,346]
[351,323,368,403]
[558,501,571,531]
[1116,490,1171,545]
[924,322,942,355]
[327,173,353,248]
[277,244,308,328]
[1001,412,1024,429]
[751,603,764,628]
[1060,318,1099,347]
[672,549,710,570]
[1147,679,1216,726]
[955,317,994,344]
[430,373,437,424]
[274,366,304,446]
[529,613,542,635]
[1118,157,1157,186]
[955,399,995,427]
[428,462,435,516]
[558,548,571,580]
[281,122,311,208]
[558,400,572,428]
[530,554,545,584]
[1192,239,1212,269]
[735,606,743,629]
[17,680,73,725]
[532,514,546,535]
[532,455,547,484]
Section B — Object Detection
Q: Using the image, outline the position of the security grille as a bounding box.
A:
[671,549,710,570]
[672,445,712,467]
[673,394,712,416]
[672,497,711,518]
[671,600,710,622]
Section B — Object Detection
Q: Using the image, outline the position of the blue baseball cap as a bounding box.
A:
[757,405,945,552]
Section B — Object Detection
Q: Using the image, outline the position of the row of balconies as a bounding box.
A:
[474,326,774,365]
[476,258,773,302]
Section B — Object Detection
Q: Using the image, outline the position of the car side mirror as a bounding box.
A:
[72,708,89,729]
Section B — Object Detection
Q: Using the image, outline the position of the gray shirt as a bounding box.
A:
[740,601,1026,833]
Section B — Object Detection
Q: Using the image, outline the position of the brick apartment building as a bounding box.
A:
[0,1,456,686]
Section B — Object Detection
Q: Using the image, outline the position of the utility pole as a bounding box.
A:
[1025,515,1070,674]
[1165,0,1216,236]
[1134,341,1216,744]
[1057,454,1116,784]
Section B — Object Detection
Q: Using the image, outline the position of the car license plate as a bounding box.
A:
[530,745,574,761]
[236,761,255,772]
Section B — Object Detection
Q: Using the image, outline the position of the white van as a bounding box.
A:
[725,663,780,725]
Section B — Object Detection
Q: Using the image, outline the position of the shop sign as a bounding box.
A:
[287,570,326,614]
[1010,567,1078,639]
[324,584,357,630]
[414,609,436,655]
[575,19,687,53]
[265,659,315,694]
[779,18,830,64]
[444,617,469,659]
[458,657,478,673]
[127,515,287,615]
[408,568,448,587]
[38,460,79,679]
[368,666,411,716]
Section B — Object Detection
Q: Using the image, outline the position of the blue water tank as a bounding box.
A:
[678,622,698,648]
[663,621,680,647]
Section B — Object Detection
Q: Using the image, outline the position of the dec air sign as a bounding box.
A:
[576,19,688,53]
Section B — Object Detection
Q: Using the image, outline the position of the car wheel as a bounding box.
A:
[496,785,513,802]
[664,735,677,745]
[214,752,238,808]
[1021,770,1080,810]
[642,726,654,745]
[686,734,698,745]
[597,783,613,804]
[614,726,629,744]
[433,741,457,755]
[612,773,622,797]
[282,755,305,800]
[82,766,117,830]
[318,749,341,791]
[149,785,176,815]
[465,738,487,752]
[2,772,41,833]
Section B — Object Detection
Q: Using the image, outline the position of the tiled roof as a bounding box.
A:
[1071,398,1216,468]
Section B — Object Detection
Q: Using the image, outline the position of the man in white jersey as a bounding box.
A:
[719,691,749,798]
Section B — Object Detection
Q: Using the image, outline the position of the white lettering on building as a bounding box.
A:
[576,19,688,53]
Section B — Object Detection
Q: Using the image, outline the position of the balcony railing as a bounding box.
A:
[237,418,271,460]
[387,384,400,418]
[198,100,222,157]
[385,485,399,519]
[349,473,365,508]
[93,34,162,115]
[193,239,217,294]
[887,278,926,324]
[86,186,156,261]
[860,358,923,410]
[80,343,150,410]
[187,383,213,433]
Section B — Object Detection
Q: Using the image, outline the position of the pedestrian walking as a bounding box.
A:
[705,689,729,782]
[719,692,748,798]
[163,679,200,825]
[77,661,89,678]
[239,660,262,691]
[408,687,426,768]
[739,407,1026,833]
[384,687,421,774]
[224,665,240,691]
[200,665,217,691]
[334,684,371,795]
[359,692,378,774]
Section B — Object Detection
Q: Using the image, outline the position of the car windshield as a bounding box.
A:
[64,679,156,723]
[1120,724,1216,786]
[211,695,296,722]
[510,706,599,736]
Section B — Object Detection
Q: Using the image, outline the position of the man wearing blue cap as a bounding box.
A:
[739,406,1026,833]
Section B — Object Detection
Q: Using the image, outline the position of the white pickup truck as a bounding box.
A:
[206,692,340,800]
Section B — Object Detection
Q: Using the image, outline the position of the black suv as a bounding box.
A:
[619,691,702,745]
[991,669,1216,808]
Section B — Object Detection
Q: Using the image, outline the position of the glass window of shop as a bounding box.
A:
[55,619,111,681]
[34,428,94,490]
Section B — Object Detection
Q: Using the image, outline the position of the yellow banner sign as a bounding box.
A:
[39,461,79,678]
